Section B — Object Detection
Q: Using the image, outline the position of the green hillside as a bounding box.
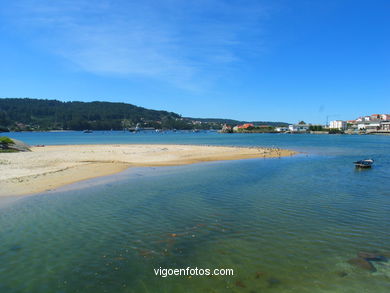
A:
[0,98,289,131]
[0,98,185,131]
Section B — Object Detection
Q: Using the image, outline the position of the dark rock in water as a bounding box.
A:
[267,277,281,288]
[347,257,376,272]
[336,271,348,277]
[358,251,387,262]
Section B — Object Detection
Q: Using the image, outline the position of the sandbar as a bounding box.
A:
[0,144,296,197]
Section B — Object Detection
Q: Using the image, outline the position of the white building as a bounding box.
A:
[329,120,347,130]
[288,124,309,132]
[380,121,390,131]
[275,127,289,132]
[356,116,371,122]
[357,121,381,131]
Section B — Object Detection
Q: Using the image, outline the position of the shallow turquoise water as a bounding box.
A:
[1,132,389,292]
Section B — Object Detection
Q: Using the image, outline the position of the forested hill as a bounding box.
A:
[0,98,289,131]
[0,98,183,131]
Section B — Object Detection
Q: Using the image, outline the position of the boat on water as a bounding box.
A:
[354,159,374,168]
[83,129,93,133]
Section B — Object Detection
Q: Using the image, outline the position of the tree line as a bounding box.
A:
[0,98,196,131]
[0,98,289,132]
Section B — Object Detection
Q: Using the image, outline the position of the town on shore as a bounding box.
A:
[220,113,390,135]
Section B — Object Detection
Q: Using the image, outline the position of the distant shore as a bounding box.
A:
[0,144,296,197]
[3,130,390,136]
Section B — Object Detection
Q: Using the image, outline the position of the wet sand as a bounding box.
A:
[0,144,296,197]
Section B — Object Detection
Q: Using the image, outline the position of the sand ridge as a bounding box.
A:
[0,144,296,197]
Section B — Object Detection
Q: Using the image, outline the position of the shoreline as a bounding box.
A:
[0,144,296,197]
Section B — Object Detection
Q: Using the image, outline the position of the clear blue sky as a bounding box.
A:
[0,0,389,124]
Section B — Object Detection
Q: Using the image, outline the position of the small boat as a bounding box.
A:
[83,129,93,133]
[353,159,374,168]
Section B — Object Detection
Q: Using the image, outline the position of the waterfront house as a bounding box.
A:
[288,124,309,132]
[357,121,381,131]
[347,113,390,133]
[379,121,390,132]
[275,127,289,132]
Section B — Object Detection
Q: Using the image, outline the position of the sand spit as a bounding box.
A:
[0,144,296,197]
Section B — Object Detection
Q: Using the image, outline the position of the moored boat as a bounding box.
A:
[353,159,374,168]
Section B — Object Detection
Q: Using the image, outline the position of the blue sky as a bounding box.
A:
[0,0,389,123]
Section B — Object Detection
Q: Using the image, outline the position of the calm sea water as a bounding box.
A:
[1,132,389,293]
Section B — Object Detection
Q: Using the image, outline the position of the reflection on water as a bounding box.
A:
[1,133,389,292]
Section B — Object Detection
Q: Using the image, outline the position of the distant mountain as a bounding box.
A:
[0,98,289,131]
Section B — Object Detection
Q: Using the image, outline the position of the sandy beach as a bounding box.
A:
[0,144,296,197]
